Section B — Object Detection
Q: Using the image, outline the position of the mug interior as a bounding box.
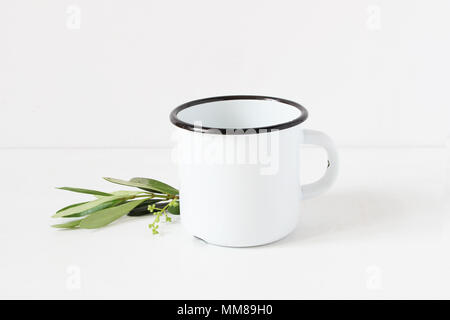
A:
[172,96,308,132]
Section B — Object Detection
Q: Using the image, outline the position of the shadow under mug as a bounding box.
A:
[170,95,338,247]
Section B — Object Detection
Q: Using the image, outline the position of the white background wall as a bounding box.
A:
[1,1,450,300]
[1,0,449,148]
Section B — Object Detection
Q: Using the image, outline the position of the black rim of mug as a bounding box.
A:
[169,95,309,135]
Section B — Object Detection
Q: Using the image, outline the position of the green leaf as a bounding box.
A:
[56,201,88,214]
[110,190,145,197]
[57,187,112,197]
[52,219,83,229]
[62,199,126,218]
[127,199,162,216]
[53,194,131,218]
[130,177,179,195]
[92,191,144,200]
[167,201,180,215]
[103,177,161,193]
[103,177,179,195]
[79,199,147,229]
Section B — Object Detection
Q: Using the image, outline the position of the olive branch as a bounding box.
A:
[51,177,179,234]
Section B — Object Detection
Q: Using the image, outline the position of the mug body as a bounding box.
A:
[171,96,308,247]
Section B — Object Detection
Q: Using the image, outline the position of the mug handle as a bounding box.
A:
[301,129,339,199]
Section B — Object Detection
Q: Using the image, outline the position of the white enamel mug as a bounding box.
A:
[170,96,338,247]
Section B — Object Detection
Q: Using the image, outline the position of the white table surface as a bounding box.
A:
[1,147,449,299]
